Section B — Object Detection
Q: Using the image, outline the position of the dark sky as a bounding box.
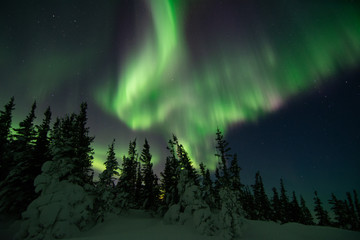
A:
[1,0,359,207]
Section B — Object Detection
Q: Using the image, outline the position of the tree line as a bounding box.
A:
[0,98,359,236]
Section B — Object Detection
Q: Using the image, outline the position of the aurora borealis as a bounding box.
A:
[96,0,360,168]
[1,0,360,205]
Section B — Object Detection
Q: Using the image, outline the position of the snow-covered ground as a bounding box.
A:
[2,211,360,240]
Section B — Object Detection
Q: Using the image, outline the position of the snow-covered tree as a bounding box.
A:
[17,112,95,239]
[219,187,243,240]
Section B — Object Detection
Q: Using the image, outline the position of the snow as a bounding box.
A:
[68,217,360,240]
[2,211,360,240]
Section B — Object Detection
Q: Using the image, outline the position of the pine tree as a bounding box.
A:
[252,171,271,220]
[134,161,143,208]
[279,178,290,223]
[299,195,314,225]
[96,140,120,221]
[289,191,301,223]
[140,139,159,210]
[314,191,331,226]
[0,102,37,216]
[0,97,15,181]
[271,187,282,222]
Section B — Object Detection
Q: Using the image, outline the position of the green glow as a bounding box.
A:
[96,1,360,169]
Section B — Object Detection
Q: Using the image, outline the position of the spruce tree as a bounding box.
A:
[241,186,257,220]
[313,191,331,226]
[160,137,180,208]
[116,139,138,209]
[353,190,360,230]
[252,171,271,220]
[229,154,243,193]
[0,97,15,181]
[271,187,282,222]
[346,191,359,230]
[74,102,94,187]
[299,195,314,225]
[214,128,231,188]
[32,107,52,185]
[289,191,301,223]
[329,193,347,228]
[96,140,119,221]
[199,162,215,209]
[0,102,37,216]
[140,139,159,210]
[279,178,290,223]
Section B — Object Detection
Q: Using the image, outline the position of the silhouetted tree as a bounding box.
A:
[0,102,37,216]
[160,136,181,209]
[279,178,290,223]
[116,139,138,209]
[241,186,257,220]
[214,128,231,189]
[271,187,282,222]
[289,191,301,223]
[0,97,15,181]
[96,140,119,221]
[140,139,159,210]
[314,191,331,226]
[74,102,94,186]
[199,162,215,209]
[299,195,314,225]
[252,171,271,220]
[329,193,347,228]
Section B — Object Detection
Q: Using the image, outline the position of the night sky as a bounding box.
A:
[1,0,359,207]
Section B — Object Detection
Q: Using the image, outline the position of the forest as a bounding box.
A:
[0,98,359,240]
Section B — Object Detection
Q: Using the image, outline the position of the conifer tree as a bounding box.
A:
[313,191,331,226]
[353,190,360,229]
[116,139,138,209]
[241,186,257,220]
[289,191,301,223]
[134,161,143,208]
[214,128,231,188]
[74,102,94,187]
[329,193,347,228]
[299,195,314,225]
[229,154,243,193]
[252,171,271,220]
[0,102,37,216]
[96,140,119,221]
[0,97,15,181]
[346,191,359,230]
[160,137,180,208]
[279,178,290,223]
[271,187,282,222]
[32,107,52,184]
[140,139,159,210]
[199,162,215,209]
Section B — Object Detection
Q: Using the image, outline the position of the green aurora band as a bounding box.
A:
[96,0,360,169]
